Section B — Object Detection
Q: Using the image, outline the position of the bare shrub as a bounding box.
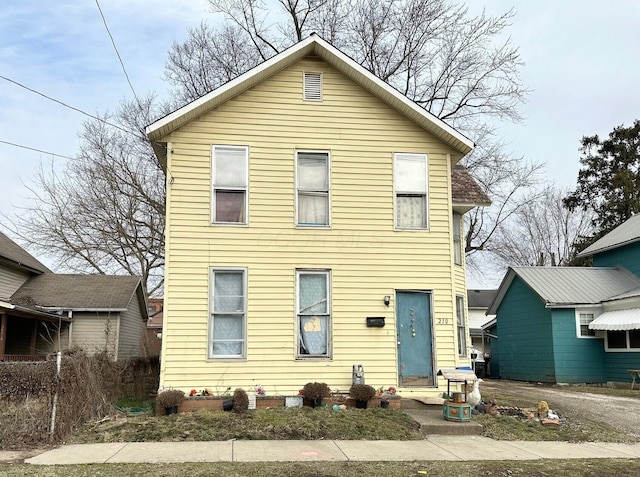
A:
[232,388,249,414]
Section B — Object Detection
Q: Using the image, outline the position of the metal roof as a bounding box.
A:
[146,34,474,167]
[579,214,640,257]
[589,308,640,331]
[487,266,640,314]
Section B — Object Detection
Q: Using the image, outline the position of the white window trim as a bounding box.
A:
[393,152,429,230]
[605,330,640,352]
[575,307,601,339]
[211,144,249,225]
[208,267,248,360]
[456,295,467,357]
[296,269,332,360]
[303,71,322,101]
[295,150,331,228]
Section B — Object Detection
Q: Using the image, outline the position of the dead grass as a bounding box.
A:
[559,384,640,398]
[69,407,423,443]
[4,459,640,476]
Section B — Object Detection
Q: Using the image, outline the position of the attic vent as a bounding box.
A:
[303,72,322,101]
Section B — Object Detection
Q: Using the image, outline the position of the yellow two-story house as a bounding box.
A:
[147,34,489,397]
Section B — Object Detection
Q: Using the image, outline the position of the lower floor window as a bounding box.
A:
[456,295,466,357]
[297,270,331,358]
[606,330,640,350]
[210,268,246,358]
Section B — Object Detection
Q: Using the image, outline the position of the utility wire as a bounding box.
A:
[95,0,140,104]
[0,75,138,137]
[0,139,75,160]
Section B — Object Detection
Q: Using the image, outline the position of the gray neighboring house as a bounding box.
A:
[0,231,147,361]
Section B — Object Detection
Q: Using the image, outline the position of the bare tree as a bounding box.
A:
[164,0,537,270]
[3,95,166,297]
[487,187,595,268]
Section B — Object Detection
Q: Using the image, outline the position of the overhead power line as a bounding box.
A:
[0,139,75,160]
[95,0,140,104]
[0,75,138,137]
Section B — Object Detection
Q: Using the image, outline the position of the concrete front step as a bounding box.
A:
[404,405,484,436]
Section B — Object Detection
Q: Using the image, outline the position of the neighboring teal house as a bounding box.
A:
[487,215,640,384]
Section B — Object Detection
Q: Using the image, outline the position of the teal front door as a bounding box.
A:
[397,291,434,386]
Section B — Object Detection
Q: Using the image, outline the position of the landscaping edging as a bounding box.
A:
[159,395,401,414]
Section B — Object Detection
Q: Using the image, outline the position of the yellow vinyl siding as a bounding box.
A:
[160,57,462,395]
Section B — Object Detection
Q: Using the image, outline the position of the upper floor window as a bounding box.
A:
[209,268,247,359]
[296,151,330,227]
[453,212,462,265]
[394,153,428,229]
[303,72,322,101]
[212,145,248,224]
[297,270,331,359]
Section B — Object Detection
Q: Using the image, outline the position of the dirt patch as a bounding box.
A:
[482,380,640,440]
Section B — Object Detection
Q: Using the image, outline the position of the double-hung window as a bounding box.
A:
[576,308,599,338]
[210,268,246,359]
[212,145,248,224]
[394,153,428,229]
[456,295,467,357]
[453,212,462,265]
[296,151,330,226]
[297,270,331,358]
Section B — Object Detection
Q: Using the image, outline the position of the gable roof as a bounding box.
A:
[11,274,144,312]
[452,166,491,212]
[146,34,474,165]
[487,266,640,314]
[467,289,498,309]
[578,214,640,257]
[0,231,51,274]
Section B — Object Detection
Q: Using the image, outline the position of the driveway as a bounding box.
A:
[482,379,640,439]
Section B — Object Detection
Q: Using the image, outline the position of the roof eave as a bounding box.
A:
[146,35,474,157]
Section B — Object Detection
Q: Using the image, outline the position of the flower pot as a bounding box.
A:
[355,400,368,409]
[165,405,178,415]
[222,399,234,412]
[380,400,390,409]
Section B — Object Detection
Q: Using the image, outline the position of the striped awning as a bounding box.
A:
[589,308,640,331]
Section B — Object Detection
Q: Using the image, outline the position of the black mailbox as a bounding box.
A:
[366,317,385,327]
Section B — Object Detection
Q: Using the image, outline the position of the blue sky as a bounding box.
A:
[1,1,640,286]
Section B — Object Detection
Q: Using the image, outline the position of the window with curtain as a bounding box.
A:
[212,145,248,223]
[297,270,331,358]
[456,295,466,357]
[210,269,246,358]
[297,151,329,226]
[453,212,462,265]
[394,153,428,229]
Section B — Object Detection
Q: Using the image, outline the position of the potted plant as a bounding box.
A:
[156,389,185,415]
[349,384,375,409]
[302,382,331,408]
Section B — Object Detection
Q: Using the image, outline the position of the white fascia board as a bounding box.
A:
[146,35,474,155]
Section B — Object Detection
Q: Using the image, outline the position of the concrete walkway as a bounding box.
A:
[19,437,640,465]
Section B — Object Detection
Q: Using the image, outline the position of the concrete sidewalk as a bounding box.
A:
[20,437,640,465]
